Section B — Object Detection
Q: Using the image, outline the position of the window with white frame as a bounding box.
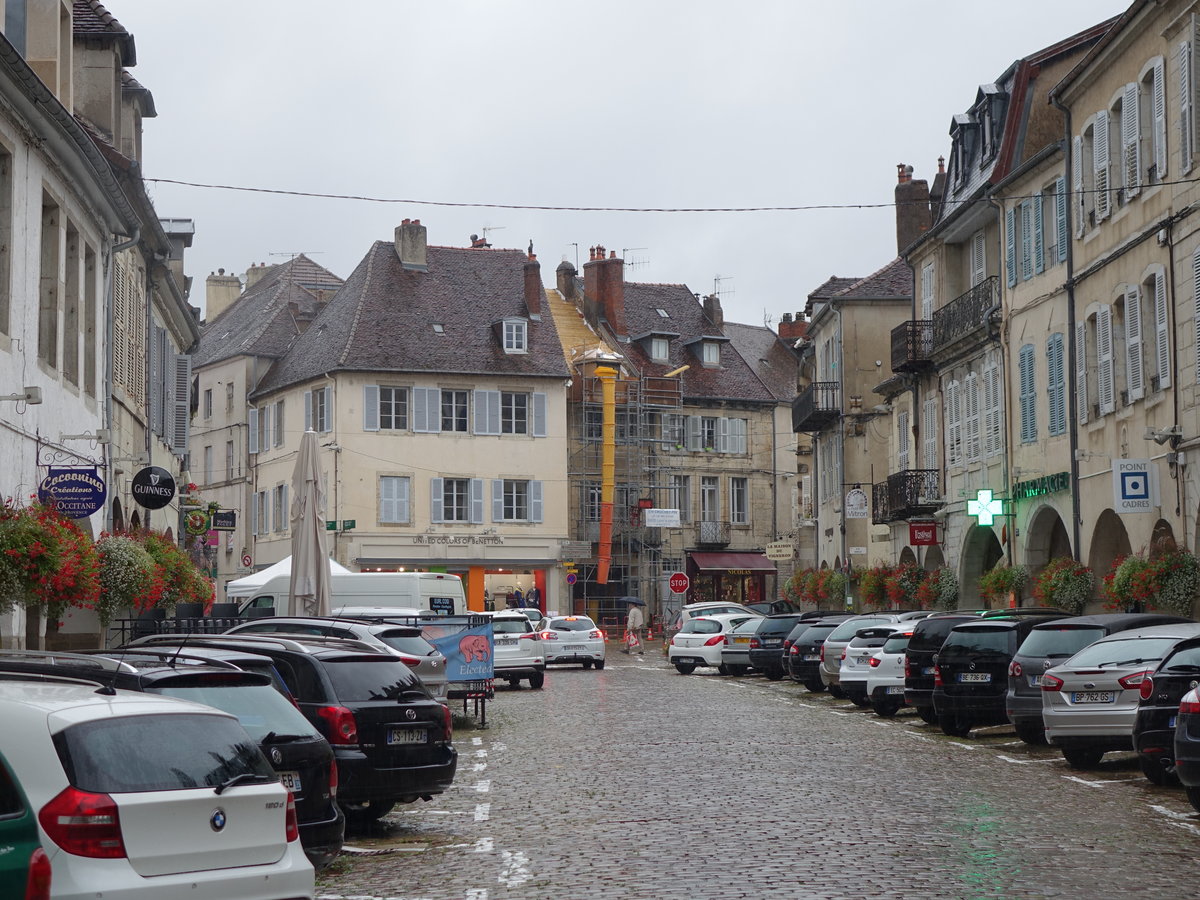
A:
[473,390,546,436]
[203,388,212,419]
[669,474,690,523]
[441,390,468,432]
[379,386,408,430]
[503,319,527,353]
[651,337,669,361]
[273,484,288,533]
[501,392,528,434]
[730,478,748,525]
[701,341,720,366]
[273,400,284,447]
[583,482,601,521]
[1047,333,1066,436]
[305,386,331,433]
[921,262,934,320]
[379,476,410,524]
[493,479,543,523]
[1018,345,1036,443]
[203,445,213,484]
[700,476,719,522]
[433,477,471,523]
[700,416,718,450]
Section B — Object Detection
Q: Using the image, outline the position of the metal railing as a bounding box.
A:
[791,381,840,433]
[872,470,941,523]
[932,276,998,354]
[890,320,933,372]
[696,520,731,546]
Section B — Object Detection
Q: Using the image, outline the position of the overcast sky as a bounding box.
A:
[113,0,1128,328]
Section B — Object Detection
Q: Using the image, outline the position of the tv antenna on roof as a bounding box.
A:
[622,247,649,275]
[482,225,505,242]
[714,274,735,301]
[268,251,323,258]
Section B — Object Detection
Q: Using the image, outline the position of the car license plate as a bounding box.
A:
[387,727,427,745]
[278,771,301,791]
[1028,674,1042,687]
[763,639,781,647]
[958,672,991,683]
[496,638,517,647]
[886,686,905,695]
[1071,691,1115,704]
[1170,715,1178,728]
[733,637,750,644]
[923,666,936,675]
[564,644,585,651]
[803,654,821,661]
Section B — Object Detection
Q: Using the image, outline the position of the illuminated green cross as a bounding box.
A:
[967,489,1004,525]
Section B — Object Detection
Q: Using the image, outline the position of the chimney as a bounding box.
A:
[556,260,577,300]
[583,244,626,336]
[524,253,542,319]
[703,294,723,329]
[244,261,269,289]
[395,219,428,271]
[894,163,932,255]
[205,268,242,321]
[777,312,807,342]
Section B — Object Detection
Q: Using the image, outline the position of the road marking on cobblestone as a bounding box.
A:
[472,837,494,853]
[904,733,937,744]
[474,803,491,822]
[947,741,978,750]
[492,743,507,751]
[869,720,892,727]
[498,849,532,887]
[474,780,492,793]
[474,750,487,758]
[995,754,1058,764]
[1063,775,1139,787]
[466,890,489,900]
[471,762,487,772]
[828,710,854,717]
[472,737,483,746]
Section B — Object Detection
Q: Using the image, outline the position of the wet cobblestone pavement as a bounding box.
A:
[316,652,1200,899]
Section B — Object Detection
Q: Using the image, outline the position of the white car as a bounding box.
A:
[0,679,313,899]
[486,610,547,689]
[668,614,757,674]
[865,626,914,717]
[538,615,606,669]
[838,624,904,707]
[666,602,757,641]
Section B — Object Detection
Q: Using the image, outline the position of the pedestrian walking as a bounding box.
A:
[624,602,645,654]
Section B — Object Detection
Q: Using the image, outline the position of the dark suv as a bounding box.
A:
[905,613,984,723]
[0,646,344,867]
[1134,635,1200,785]
[934,613,1068,737]
[132,634,457,825]
[785,616,852,690]
[747,614,810,680]
[1008,613,1191,746]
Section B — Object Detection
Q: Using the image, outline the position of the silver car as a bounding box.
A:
[225,616,449,700]
[1042,622,1200,768]
[720,617,763,676]
[819,614,909,696]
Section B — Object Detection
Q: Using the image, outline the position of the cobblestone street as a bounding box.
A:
[317,652,1200,900]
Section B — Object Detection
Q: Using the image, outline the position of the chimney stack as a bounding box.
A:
[894,163,932,255]
[244,261,269,289]
[395,219,428,271]
[583,244,626,336]
[777,311,807,341]
[703,294,723,329]
[205,267,242,322]
[524,253,542,319]
[556,260,577,300]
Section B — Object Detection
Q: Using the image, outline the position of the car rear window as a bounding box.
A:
[681,619,721,634]
[1017,625,1106,660]
[1161,644,1200,670]
[827,617,891,641]
[942,627,1013,655]
[149,683,321,742]
[687,606,742,618]
[757,616,804,634]
[548,618,596,632]
[55,713,273,793]
[882,633,911,654]
[796,624,838,644]
[909,617,974,651]
[1066,636,1181,668]
[324,657,426,702]
[492,619,532,635]
[847,634,889,648]
[376,631,437,656]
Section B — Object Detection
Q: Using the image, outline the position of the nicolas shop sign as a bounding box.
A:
[130,466,176,510]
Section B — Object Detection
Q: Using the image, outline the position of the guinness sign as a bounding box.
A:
[131,466,176,510]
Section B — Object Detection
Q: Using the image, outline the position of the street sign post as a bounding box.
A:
[668,572,690,594]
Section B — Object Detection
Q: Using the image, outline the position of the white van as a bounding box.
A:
[238,572,464,618]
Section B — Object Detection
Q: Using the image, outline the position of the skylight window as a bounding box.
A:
[656,308,670,318]
[433,324,445,334]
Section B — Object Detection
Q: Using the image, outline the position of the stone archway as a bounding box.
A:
[1087,510,1132,581]
[1150,519,1177,557]
[1023,504,1073,578]
[922,544,946,571]
[130,510,141,531]
[961,525,1004,603]
[899,546,917,567]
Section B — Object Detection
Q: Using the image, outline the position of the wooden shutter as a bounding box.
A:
[320,386,332,433]
[686,416,702,451]
[1020,201,1033,281]
[921,263,934,319]
[968,374,982,461]
[170,353,191,456]
[986,362,1002,455]
[412,387,439,433]
[1076,323,1089,425]
[1055,177,1069,263]
[1019,346,1036,443]
[1005,207,1017,287]
[1098,306,1115,415]
[1094,111,1111,221]
[530,480,543,523]
[971,231,986,287]
[363,385,379,431]
[274,401,284,447]
[897,409,910,472]
[946,381,961,467]
[922,397,937,470]
[493,479,507,522]
[430,478,444,523]
[1154,58,1167,179]
[380,477,397,523]
[149,325,163,437]
[469,479,484,524]
[1123,82,1141,198]
[1073,135,1086,236]
[1154,271,1171,389]
[250,493,258,535]
[1125,287,1144,402]
[1033,192,1045,275]
[1047,334,1066,436]
[1182,37,1194,175]
[717,417,730,453]
[473,390,499,434]
[248,408,259,453]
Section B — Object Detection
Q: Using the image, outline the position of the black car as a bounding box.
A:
[133,633,458,826]
[1135,635,1200,785]
[785,616,853,689]
[1009,613,1192,746]
[1172,684,1200,811]
[747,614,809,681]
[934,613,1068,737]
[905,613,983,724]
[0,646,344,867]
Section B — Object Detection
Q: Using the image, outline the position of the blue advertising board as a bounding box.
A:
[415,615,494,699]
[38,467,106,519]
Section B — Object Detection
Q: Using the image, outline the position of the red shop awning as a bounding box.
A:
[689,552,777,573]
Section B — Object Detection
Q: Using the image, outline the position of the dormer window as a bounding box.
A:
[503,319,528,353]
[651,337,669,361]
[701,341,720,366]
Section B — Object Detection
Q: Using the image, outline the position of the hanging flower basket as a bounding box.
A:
[978,564,1028,607]
[1104,550,1200,616]
[917,567,959,611]
[95,534,162,628]
[1032,557,1094,615]
[884,563,925,609]
[857,565,891,609]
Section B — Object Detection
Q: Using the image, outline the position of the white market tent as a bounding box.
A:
[225,555,351,598]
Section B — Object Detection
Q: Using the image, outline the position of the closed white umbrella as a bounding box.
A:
[289,429,332,616]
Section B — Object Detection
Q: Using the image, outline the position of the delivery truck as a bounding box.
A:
[237,571,465,618]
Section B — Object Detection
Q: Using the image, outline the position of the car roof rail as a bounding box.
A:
[0,670,114,689]
[76,648,244,671]
[128,632,384,655]
[0,648,138,674]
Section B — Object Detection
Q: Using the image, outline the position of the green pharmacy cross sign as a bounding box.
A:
[966,489,1005,526]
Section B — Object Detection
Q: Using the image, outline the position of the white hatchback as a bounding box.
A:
[668,614,758,674]
[538,615,606,669]
[0,679,313,900]
[865,627,915,717]
[487,610,547,689]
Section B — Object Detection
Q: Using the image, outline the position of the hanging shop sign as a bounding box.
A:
[184,509,210,536]
[844,489,869,519]
[644,508,681,528]
[37,466,107,519]
[130,466,176,510]
[210,510,237,531]
[909,522,938,546]
[764,540,794,561]
[1113,459,1159,513]
[967,489,1005,526]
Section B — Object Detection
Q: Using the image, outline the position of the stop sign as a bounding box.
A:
[668,572,690,594]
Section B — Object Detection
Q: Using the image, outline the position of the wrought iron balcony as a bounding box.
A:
[890,320,934,373]
[791,381,840,433]
[875,469,941,523]
[696,520,731,547]
[871,481,891,525]
[931,276,999,358]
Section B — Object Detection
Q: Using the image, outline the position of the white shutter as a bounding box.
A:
[1126,287,1144,402]
[412,387,437,433]
[1005,207,1017,287]
[1182,37,1194,175]
[897,409,910,472]
[149,325,163,437]
[946,380,961,468]
[1123,82,1141,198]
[430,478,444,523]
[259,404,270,452]
[922,397,937,470]
[170,354,191,456]
[686,416,702,451]
[971,231,986,287]
[530,480,543,523]
[532,392,547,437]
[469,479,484,524]
[1094,111,1111,221]
[248,408,259,453]
[492,479,504,521]
[320,386,332,433]
[274,401,284,447]
[730,418,747,454]
[303,391,313,431]
[1055,177,1069,262]
[967,374,982,461]
[1154,271,1171,390]
[363,385,379,431]
[1098,306,1115,415]
[380,477,397,523]
[921,263,934,319]
[1154,58,1167,179]
[717,417,730,453]
[1033,192,1045,275]
[473,390,499,435]
[1076,322,1089,425]
[1073,135,1086,237]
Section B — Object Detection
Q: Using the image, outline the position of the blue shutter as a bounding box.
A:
[303,391,313,431]
[430,478,444,523]
[1055,177,1068,263]
[1033,192,1045,274]
[492,479,504,522]
[530,480,543,523]
[1019,344,1036,443]
[364,385,379,431]
[248,408,259,453]
[1047,334,1065,436]
[1020,201,1033,281]
[469,479,484,524]
[473,390,500,435]
[1006,206,1017,287]
[532,392,547,437]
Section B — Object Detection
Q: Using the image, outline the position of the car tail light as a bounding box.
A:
[1180,695,1200,715]
[329,758,339,800]
[442,703,453,742]
[396,653,424,666]
[840,648,847,661]
[782,640,794,651]
[750,637,761,649]
[933,665,943,687]
[1119,669,1153,691]
[1009,661,1022,677]
[39,787,126,858]
[316,705,359,744]
[589,630,603,640]
[905,657,911,679]
[520,632,540,641]
[538,631,558,641]
[869,656,881,668]
[789,645,800,656]
[285,791,299,842]
[1041,674,1065,692]
[24,847,51,900]
[1139,676,1155,701]
[704,635,724,647]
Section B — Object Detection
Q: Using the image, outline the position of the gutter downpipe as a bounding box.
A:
[1165,219,1185,546]
[985,196,1011,566]
[834,301,849,608]
[1050,94,1083,559]
[105,227,140,533]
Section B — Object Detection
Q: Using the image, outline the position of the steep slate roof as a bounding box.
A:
[253,242,569,397]
[192,255,343,369]
[72,0,135,63]
[803,276,860,317]
[721,321,798,402]
[618,281,774,404]
[833,257,913,301]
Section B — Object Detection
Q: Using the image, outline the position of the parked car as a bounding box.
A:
[1172,685,1200,811]
[666,602,757,641]
[225,615,450,699]
[668,614,758,674]
[905,614,983,724]
[820,613,914,697]
[934,613,1068,737]
[1008,613,1191,746]
[537,615,606,669]
[485,610,547,688]
[838,624,904,707]
[720,617,763,676]
[1134,635,1200,784]
[747,613,810,681]
[867,626,915,717]
[131,633,458,824]
[785,616,853,690]
[0,678,314,898]
[0,747,49,900]
[1042,622,1200,768]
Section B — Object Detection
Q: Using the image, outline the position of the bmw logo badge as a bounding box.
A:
[210,808,227,832]
[270,747,283,765]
